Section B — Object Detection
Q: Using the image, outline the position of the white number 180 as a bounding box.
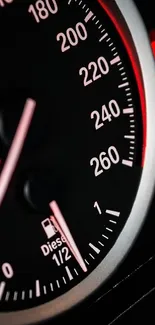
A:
[28,0,58,23]
[0,0,13,7]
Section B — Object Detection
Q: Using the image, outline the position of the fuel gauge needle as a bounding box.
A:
[0,98,36,207]
[50,200,87,273]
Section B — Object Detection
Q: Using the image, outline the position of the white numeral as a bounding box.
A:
[56,22,88,53]
[28,0,58,23]
[52,247,71,266]
[79,56,109,86]
[2,263,14,279]
[94,201,102,215]
[91,100,120,130]
[0,0,14,7]
[90,146,120,177]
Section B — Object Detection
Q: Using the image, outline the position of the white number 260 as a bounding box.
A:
[90,146,120,177]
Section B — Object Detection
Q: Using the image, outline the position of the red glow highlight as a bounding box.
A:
[150,30,155,58]
[97,0,146,167]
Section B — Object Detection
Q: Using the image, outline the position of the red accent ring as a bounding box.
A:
[150,30,155,58]
[97,0,146,167]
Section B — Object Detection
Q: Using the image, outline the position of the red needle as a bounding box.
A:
[0,98,36,207]
[50,200,87,273]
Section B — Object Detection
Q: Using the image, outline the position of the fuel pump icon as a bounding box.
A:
[41,218,56,239]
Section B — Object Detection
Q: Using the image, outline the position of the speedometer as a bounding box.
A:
[0,0,155,324]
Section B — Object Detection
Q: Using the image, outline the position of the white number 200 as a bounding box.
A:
[56,23,88,52]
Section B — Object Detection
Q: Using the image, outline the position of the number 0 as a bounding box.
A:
[45,0,58,13]
[2,263,14,279]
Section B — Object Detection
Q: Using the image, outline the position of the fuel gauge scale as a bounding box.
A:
[0,0,155,324]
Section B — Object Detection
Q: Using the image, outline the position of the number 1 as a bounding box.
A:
[28,4,40,23]
[94,201,102,215]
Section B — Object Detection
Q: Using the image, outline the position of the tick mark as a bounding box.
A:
[0,282,6,300]
[84,11,93,22]
[123,108,134,114]
[106,210,120,217]
[65,266,73,281]
[89,243,100,254]
[99,33,108,42]
[122,159,133,167]
[36,280,41,297]
[110,56,120,65]
[118,82,129,88]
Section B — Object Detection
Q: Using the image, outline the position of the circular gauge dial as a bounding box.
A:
[0,0,147,316]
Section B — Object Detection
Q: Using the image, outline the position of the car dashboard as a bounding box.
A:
[0,1,155,324]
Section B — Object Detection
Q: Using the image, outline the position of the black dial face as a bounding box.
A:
[0,0,144,312]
